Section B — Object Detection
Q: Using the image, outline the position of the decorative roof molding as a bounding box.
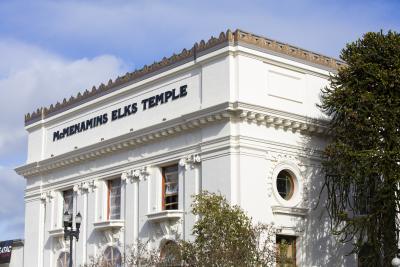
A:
[24,29,344,126]
[16,102,327,178]
[17,106,233,177]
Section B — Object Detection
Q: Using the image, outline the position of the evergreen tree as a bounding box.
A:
[320,30,400,265]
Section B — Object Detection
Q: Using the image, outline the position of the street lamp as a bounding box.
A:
[392,249,400,266]
[63,211,82,267]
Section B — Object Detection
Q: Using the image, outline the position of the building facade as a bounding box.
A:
[0,240,24,267]
[16,30,356,266]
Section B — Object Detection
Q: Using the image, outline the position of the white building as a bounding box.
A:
[0,240,24,267]
[16,29,356,266]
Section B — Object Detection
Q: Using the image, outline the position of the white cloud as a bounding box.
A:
[0,39,127,239]
[0,39,128,159]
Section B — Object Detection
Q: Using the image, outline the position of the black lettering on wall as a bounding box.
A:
[52,84,188,142]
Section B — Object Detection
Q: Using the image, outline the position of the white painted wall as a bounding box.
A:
[20,44,356,267]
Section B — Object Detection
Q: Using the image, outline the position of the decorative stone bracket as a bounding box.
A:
[93,220,124,245]
[40,190,55,203]
[49,228,69,252]
[73,180,97,195]
[146,210,184,239]
[179,154,201,170]
[121,166,150,184]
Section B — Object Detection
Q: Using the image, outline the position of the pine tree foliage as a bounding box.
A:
[320,30,400,265]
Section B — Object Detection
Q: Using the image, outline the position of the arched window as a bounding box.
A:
[103,246,122,267]
[160,241,181,266]
[57,252,70,267]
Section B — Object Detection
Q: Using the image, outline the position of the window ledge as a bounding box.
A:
[146,210,184,222]
[93,220,124,231]
[272,206,308,217]
[48,228,64,238]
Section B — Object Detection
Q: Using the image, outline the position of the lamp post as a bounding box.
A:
[392,249,400,266]
[63,211,82,267]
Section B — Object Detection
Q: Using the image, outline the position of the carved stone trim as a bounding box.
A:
[271,206,309,217]
[275,225,305,235]
[266,152,306,208]
[93,220,124,245]
[17,104,326,178]
[121,166,150,184]
[238,109,327,135]
[17,108,232,177]
[40,190,55,203]
[73,180,97,194]
[52,236,70,253]
[146,210,183,239]
[179,154,201,170]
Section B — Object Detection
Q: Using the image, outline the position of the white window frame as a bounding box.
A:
[162,164,179,210]
[272,162,303,207]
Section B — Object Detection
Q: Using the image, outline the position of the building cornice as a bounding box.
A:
[16,102,328,178]
[24,29,344,126]
[24,135,323,199]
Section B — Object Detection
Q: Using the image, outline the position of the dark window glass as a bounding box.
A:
[163,165,179,210]
[63,189,73,215]
[103,246,122,267]
[57,252,70,267]
[276,235,296,267]
[277,170,294,200]
[108,179,121,219]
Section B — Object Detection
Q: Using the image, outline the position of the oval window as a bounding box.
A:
[276,170,294,200]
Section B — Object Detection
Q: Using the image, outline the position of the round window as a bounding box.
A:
[276,170,294,200]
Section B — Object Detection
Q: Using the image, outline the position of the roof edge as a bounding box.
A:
[25,29,344,126]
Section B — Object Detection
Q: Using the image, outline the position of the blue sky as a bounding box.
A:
[0,0,399,241]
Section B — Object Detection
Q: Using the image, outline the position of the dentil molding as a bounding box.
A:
[16,102,327,178]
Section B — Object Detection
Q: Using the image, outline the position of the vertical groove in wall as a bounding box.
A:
[123,181,127,256]
[182,169,186,240]
[133,181,139,242]
[39,201,45,267]
[195,165,201,222]
[83,192,88,265]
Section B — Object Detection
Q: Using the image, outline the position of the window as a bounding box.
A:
[102,246,122,267]
[57,252,70,267]
[276,170,294,200]
[160,241,181,267]
[276,235,296,267]
[107,179,121,220]
[162,165,179,210]
[63,189,73,215]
